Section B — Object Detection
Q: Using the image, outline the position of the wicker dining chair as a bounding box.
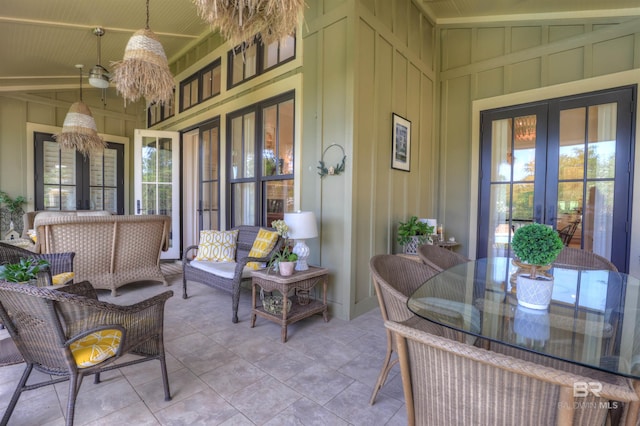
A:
[553,247,618,271]
[369,254,461,405]
[0,280,173,426]
[385,319,638,426]
[417,244,470,272]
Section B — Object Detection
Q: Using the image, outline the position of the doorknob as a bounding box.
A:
[136,200,141,214]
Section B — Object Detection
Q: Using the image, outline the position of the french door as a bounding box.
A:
[34,132,124,213]
[478,86,635,272]
[134,129,180,259]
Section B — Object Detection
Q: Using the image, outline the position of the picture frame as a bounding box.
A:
[391,113,411,171]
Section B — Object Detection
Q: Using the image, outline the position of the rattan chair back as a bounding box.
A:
[553,247,617,271]
[385,319,638,426]
[368,254,448,404]
[417,244,469,272]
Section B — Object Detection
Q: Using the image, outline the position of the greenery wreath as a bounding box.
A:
[317,144,346,178]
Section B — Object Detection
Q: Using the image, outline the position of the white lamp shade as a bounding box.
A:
[89,65,110,88]
[284,211,318,239]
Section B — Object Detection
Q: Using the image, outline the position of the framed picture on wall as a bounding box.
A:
[391,113,411,172]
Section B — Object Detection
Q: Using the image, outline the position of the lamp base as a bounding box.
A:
[292,239,310,271]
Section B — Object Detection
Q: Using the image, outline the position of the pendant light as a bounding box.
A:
[111,0,175,105]
[54,65,106,156]
[88,27,110,89]
[192,0,304,46]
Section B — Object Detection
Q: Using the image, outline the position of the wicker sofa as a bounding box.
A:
[182,226,283,323]
[33,214,171,296]
[22,210,112,239]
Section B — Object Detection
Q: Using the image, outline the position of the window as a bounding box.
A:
[34,132,124,213]
[228,92,295,227]
[148,96,174,127]
[228,34,296,88]
[180,59,222,112]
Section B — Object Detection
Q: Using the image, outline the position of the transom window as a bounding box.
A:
[148,96,174,127]
[180,59,222,112]
[228,34,296,89]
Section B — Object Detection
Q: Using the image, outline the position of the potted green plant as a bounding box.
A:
[397,216,434,255]
[0,258,49,284]
[511,223,563,309]
[269,246,298,276]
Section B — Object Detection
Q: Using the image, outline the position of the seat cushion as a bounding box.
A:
[190,260,254,279]
[247,228,279,269]
[195,229,239,261]
[70,329,122,368]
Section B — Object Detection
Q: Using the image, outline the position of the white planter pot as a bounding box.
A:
[516,274,554,310]
[402,236,431,255]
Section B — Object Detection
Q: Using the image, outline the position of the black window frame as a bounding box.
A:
[179,58,222,113]
[227,33,296,90]
[226,91,295,228]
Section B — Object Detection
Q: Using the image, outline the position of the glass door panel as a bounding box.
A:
[134,130,180,259]
[483,114,538,258]
[36,136,123,213]
[199,123,220,232]
[42,141,77,210]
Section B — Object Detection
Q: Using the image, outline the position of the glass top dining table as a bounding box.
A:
[407,257,640,380]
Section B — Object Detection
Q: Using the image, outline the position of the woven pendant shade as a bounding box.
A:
[192,0,304,46]
[111,28,175,105]
[55,101,105,156]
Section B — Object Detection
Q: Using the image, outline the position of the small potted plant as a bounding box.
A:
[269,247,298,276]
[0,258,50,285]
[511,223,563,309]
[397,216,434,255]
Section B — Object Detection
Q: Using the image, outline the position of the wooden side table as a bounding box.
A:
[250,266,329,342]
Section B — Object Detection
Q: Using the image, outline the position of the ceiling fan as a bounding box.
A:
[88,27,110,89]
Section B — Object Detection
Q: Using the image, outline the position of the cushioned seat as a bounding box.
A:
[189,260,254,279]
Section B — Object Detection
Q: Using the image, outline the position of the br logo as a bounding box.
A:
[573,381,603,397]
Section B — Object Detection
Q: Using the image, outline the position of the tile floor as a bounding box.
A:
[0,268,407,425]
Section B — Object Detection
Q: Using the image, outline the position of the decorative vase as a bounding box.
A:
[516,274,554,310]
[279,261,295,276]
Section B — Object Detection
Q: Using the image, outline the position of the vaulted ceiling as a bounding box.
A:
[1,0,639,91]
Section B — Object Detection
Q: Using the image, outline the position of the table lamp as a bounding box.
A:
[284,211,318,271]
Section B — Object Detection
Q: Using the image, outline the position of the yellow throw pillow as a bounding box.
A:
[195,230,239,262]
[70,329,122,368]
[52,272,75,286]
[27,229,37,243]
[247,228,279,269]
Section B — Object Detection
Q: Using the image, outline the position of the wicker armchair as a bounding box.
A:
[385,319,638,426]
[0,241,75,287]
[0,280,173,426]
[553,247,618,271]
[369,254,461,405]
[417,244,470,272]
[182,226,283,323]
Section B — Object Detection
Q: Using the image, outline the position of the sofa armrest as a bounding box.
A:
[183,245,199,263]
